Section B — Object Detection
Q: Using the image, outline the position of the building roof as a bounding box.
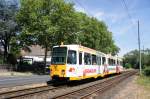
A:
[21,45,51,57]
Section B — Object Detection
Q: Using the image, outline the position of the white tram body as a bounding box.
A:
[50,44,123,81]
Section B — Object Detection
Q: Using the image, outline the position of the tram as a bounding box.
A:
[50,44,123,81]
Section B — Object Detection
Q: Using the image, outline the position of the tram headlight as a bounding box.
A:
[61,70,65,76]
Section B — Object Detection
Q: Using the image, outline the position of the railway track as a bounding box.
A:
[0,70,137,99]
[0,84,65,99]
[53,70,137,99]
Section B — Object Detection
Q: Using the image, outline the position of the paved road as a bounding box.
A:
[0,75,51,88]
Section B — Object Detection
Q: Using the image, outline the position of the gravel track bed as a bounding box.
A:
[96,75,150,99]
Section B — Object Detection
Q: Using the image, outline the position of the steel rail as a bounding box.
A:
[79,72,136,99]
[0,84,64,99]
[53,71,137,99]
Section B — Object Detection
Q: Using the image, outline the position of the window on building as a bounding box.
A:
[79,52,82,65]
[67,50,77,64]
[84,53,91,65]
[92,54,97,65]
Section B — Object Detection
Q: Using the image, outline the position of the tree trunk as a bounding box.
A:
[44,45,48,73]
[3,44,8,63]
[44,46,48,66]
[44,36,48,73]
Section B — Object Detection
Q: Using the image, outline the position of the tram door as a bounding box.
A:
[97,56,101,74]
[78,52,83,77]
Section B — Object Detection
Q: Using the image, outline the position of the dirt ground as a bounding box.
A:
[95,75,150,99]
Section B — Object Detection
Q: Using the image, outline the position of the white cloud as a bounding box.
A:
[115,24,134,35]
[94,11,105,20]
[114,17,137,36]
[93,10,127,24]
[109,14,124,23]
[118,47,133,56]
[74,5,85,13]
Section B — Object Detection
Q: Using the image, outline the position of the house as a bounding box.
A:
[21,45,51,65]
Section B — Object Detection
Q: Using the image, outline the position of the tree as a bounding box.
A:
[0,0,19,62]
[76,12,119,54]
[123,49,150,69]
[17,0,120,70]
[124,50,139,68]
[16,0,80,66]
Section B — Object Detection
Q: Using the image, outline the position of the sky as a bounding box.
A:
[71,0,150,56]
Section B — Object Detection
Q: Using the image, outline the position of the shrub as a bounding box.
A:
[0,52,4,64]
[7,53,17,65]
[143,66,150,76]
[18,61,46,74]
[0,57,3,64]
[124,63,132,69]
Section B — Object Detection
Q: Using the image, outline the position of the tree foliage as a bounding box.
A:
[0,0,19,62]
[17,0,80,66]
[76,12,119,54]
[124,49,150,69]
[17,0,120,67]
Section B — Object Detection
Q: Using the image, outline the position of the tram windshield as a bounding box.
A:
[51,47,67,64]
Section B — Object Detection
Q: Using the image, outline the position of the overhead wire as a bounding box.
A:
[121,0,138,35]
[121,0,143,50]
[121,0,135,25]
[73,0,93,17]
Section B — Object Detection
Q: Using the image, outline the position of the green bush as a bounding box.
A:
[7,53,17,65]
[124,63,132,69]
[0,56,3,64]
[143,66,150,76]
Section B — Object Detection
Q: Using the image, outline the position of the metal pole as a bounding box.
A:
[143,46,144,67]
[138,20,142,75]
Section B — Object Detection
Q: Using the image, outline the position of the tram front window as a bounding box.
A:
[51,47,67,64]
[67,50,77,64]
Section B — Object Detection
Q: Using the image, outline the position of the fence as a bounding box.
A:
[0,64,10,72]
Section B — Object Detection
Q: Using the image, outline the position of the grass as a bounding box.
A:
[137,75,150,90]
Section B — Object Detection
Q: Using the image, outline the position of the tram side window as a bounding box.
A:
[118,61,120,65]
[84,53,91,65]
[108,58,111,65]
[120,61,123,66]
[108,59,114,66]
[117,60,119,65]
[92,54,97,65]
[67,50,77,64]
[111,59,114,66]
[102,57,106,65]
[97,56,101,65]
[79,52,82,65]
[112,59,115,66]
[114,60,116,65]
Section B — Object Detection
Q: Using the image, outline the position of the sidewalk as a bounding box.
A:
[0,72,50,89]
[0,71,34,77]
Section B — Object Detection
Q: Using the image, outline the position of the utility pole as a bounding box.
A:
[138,20,142,75]
[143,45,144,67]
